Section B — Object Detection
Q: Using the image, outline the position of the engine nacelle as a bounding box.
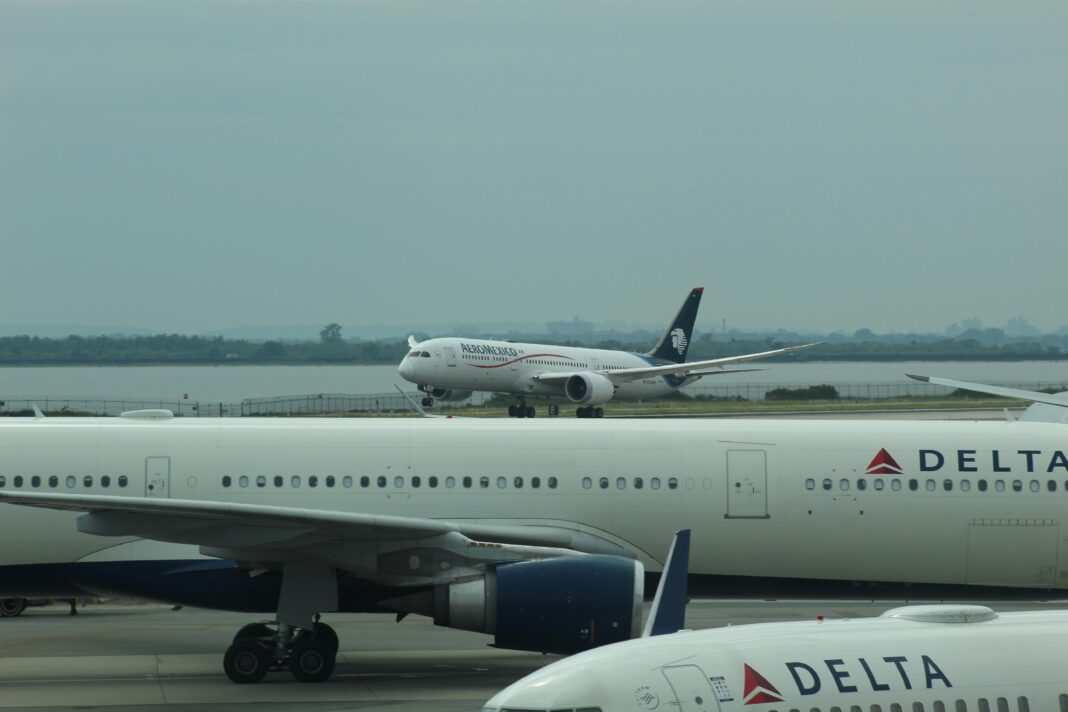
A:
[563,373,616,405]
[424,555,643,654]
[426,387,473,402]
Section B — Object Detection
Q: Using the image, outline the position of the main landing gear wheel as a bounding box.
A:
[0,598,27,617]
[421,397,433,407]
[508,401,535,418]
[223,639,271,684]
[575,406,604,418]
[289,635,337,683]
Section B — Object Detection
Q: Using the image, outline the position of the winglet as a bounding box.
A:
[641,528,690,637]
[32,405,46,420]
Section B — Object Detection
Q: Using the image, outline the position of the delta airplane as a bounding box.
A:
[1,379,1068,683]
[488,530,1068,712]
[398,288,817,417]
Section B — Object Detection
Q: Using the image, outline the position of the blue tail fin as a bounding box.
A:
[641,529,690,637]
[645,288,703,364]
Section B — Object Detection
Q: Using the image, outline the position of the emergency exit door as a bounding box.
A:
[662,665,721,712]
[145,457,170,498]
[726,450,768,519]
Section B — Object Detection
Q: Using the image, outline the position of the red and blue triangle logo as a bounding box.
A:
[866,447,902,475]
[743,663,783,705]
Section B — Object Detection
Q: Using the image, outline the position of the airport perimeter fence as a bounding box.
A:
[2,382,1065,417]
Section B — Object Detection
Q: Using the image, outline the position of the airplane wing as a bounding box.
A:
[907,374,1068,408]
[533,342,819,385]
[0,491,633,586]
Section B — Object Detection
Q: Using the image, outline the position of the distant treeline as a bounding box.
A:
[0,331,1066,366]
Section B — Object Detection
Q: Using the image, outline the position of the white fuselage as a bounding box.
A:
[2,416,1068,591]
[398,336,691,400]
[485,607,1068,711]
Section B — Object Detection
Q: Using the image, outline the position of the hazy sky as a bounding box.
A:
[2,1,1066,335]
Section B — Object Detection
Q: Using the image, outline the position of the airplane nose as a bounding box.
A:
[398,358,415,382]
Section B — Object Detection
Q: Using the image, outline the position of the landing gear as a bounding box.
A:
[508,400,536,418]
[0,598,27,617]
[222,620,339,684]
[421,397,433,407]
[575,406,604,418]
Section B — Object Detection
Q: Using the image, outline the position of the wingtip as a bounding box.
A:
[906,374,930,383]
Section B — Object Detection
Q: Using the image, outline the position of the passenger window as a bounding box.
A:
[429,476,438,488]
[1058,694,1067,712]
[49,476,58,487]
[955,701,967,712]
[822,478,832,491]
[995,480,1006,492]
[32,475,41,488]
[910,479,919,491]
[394,475,404,488]
[852,706,863,712]
[514,477,522,488]
[978,479,987,491]
[805,478,815,490]
[293,475,302,488]
[914,704,926,712]
[101,475,110,487]
[463,476,472,488]
[934,703,945,712]
[597,477,608,489]
[548,477,558,489]
[1012,480,1022,492]
[978,700,990,712]
[943,479,953,491]
[872,706,883,712]
[377,476,387,488]
[1017,696,1029,712]
[1049,480,1057,492]
[839,479,849,491]
[118,475,128,488]
[222,476,231,487]
[0,476,5,487]
[446,476,455,488]
[497,476,506,489]
[274,476,283,487]
[531,477,541,489]
[635,477,644,490]
[856,478,867,491]
[668,477,678,490]
[343,475,353,488]
[326,475,335,488]
[412,476,421,488]
[239,476,249,488]
[1029,480,1040,493]
[83,476,93,487]
[14,476,23,487]
[892,706,903,712]
[616,477,626,490]
[66,475,76,488]
[874,479,885,491]
[256,476,266,488]
[479,476,489,489]
[926,479,936,492]
[997,697,1009,712]
[891,479,902,491]
[960,480,971,492]
[651,477,661,490]
[359,475,368,488]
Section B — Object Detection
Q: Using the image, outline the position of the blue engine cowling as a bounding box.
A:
[432,555,644,654]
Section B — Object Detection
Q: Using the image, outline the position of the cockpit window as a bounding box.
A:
[408,350,422,358]
[421,351,431,357]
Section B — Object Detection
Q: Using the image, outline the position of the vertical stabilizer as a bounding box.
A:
[641,529,691,637]
[645,288,703,364]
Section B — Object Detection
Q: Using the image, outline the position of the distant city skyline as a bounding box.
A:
[3,2,1066,336]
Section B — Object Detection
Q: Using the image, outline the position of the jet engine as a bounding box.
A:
[563,373,615,405]
[392,555,643,654]
[425,387,473,402]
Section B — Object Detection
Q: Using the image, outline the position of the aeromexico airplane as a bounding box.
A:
[398,287,816,417]
[1,377,1067,684]
[489,531,1068,711]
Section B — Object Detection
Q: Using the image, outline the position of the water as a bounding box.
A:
[1,361,1066,403]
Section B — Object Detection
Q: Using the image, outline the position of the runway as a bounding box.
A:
[2,599,1066,710]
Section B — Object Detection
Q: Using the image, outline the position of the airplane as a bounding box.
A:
[398,287,817,417]
[487,594,1068,711]
[2,391,1068,683]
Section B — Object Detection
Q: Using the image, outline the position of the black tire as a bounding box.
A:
[289,637,336,683]
[223,640,270,684]
[576,407,586,418]
[421,397,432,407]
[232,623,273,643]
[507,405,517,417]
[594,407,604,418]
[313,622,339,654]
[526,406,535,418]
[0,599,27,617]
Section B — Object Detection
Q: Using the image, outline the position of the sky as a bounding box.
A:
[2,0,1066,337]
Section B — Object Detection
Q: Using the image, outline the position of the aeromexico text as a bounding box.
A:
[460,343,521,357]
[913,449,1068,474]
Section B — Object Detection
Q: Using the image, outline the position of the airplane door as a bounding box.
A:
[662,665,722,712]
[444,347,458,367]
[726,450,769,519]
[145,457,170,498]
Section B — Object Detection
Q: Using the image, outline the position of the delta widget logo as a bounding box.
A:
[866,448,903,475]
[743,664,783,705]
[670,328,688,355]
